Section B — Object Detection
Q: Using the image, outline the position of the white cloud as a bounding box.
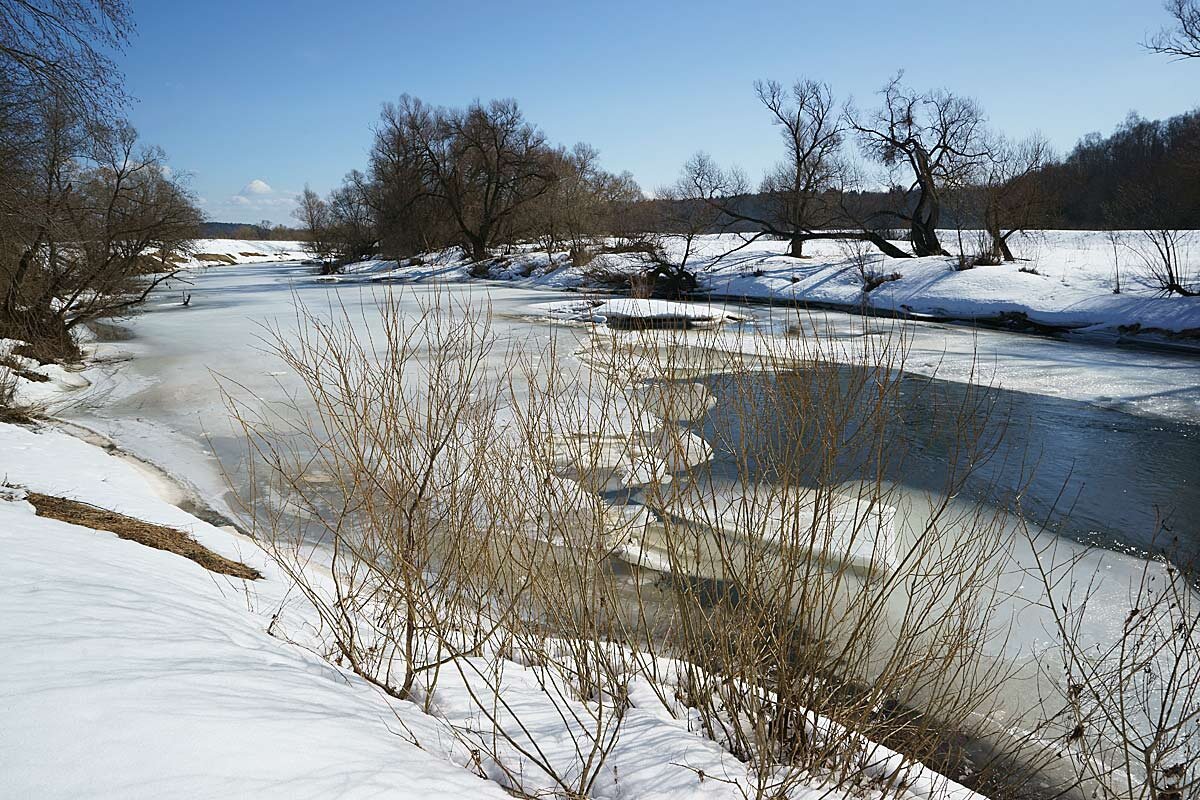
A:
[241,179,273,196]
[211,180,300,223]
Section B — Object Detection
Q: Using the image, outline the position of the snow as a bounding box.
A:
[1,338,101,411]
[0,422,509,800]
[181,239,308,266]
[173,233,1200,340]
[535,298,747,327]
[328,232,1200,340]
[0,416,984,799]
[650,231,1199,338]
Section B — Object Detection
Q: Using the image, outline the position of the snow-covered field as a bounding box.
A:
[181,238,308,266]
[326,231,1200,341]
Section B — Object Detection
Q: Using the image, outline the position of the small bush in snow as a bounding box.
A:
[862,269,903,292]
[1125,229,1196,297]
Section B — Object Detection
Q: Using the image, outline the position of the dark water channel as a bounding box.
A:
[689,365,1200,566]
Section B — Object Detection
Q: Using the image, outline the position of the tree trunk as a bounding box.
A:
[909,170,948,257]
[791,231,912,259]
[999,230,1017,262]
[911,216,946,257]
[467,236,488,262]
[788,236,805,258]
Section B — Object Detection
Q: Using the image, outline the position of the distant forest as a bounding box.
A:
[1041,108,1199,229]
[200,221,304,240]
[217,108,1200,240]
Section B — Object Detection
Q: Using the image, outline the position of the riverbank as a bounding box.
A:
[0,419,515,799]
[326,231,1200,352]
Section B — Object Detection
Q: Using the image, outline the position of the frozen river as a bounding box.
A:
[71,260,1200,563]
[64,259,1200,790]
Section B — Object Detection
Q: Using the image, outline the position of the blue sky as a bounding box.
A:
[118,0,1195,224]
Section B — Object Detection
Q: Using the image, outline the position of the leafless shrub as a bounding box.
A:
[955,231,1003,271]
[598,237,664,258]
[1026,533,1200,800]
[1108,231,1124,294]
[568,246,596,268]
[0,365,23,422]
[222,291,1057,798]
[222,292,635,797]
[591,325,1026,797]
[0,346,50,423]
[842,238,902,293]
[1124,230,1196,296]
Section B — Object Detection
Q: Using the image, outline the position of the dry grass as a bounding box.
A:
[194,253,238,265]
[219,290,1043,797]
[0,366,39,424]
[26,491,262,580]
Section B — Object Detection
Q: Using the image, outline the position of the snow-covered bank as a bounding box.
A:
[0,422,508,799]
[0,415,990,799]
[182,238,307,266]
[329,231,1200,344]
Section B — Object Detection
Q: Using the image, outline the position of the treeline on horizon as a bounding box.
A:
[229,104,1199,245]
[294,79,1200,278]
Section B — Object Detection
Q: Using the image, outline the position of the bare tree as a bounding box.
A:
[637,157,731,295]
[1147,0,1200,58]
[525,142,642,265]
[371,96,558,262]
[683,79,911,259]
[851,74,991,257]
[0,0,132,116]
[979,134,1054,262]
[368,98,456,258]
[293,185,337,271]
[1,94,200,357]
[326,170,376,262]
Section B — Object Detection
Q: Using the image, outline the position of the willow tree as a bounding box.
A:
[851,74,990,257]
[683,78,911,259]
[371,96,559,262]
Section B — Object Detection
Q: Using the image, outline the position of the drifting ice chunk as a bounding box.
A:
[534,298,747,329]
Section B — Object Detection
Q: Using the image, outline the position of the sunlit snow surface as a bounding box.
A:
[7,247,1199,796]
